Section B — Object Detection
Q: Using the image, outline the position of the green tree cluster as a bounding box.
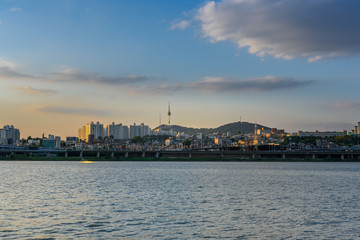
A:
[283,135,360,147]
[183,139,191,146]
[131,136,144,144]
[332,135,360,146]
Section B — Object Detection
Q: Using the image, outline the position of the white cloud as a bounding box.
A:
[170,20,190,30]
[10,7,22,12]
[0,57,16,68]
[196,0,360,61]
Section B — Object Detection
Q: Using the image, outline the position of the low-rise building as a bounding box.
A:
[43,139,55,148]
[297,130,347,137]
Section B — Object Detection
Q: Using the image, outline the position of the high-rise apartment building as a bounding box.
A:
[130,124,140,139]
[141,123,150,137]
[130,123,150,139]
[351,122,360,135]
[55,136,61,148]
[106,122,129,140]
[0,125,20,145]
[78,121,105,142]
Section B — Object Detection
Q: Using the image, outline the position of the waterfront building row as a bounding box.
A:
[78,122,151,142]
[297,130,348,137]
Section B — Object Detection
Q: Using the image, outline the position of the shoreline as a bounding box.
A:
[0,156,359,162]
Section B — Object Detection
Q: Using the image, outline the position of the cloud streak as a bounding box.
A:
[0,66,35,79]
[0,64,313,96]
[0,66,150,86]
[330,101,360,111]
[12,86,58,96]
[131,76,314,95]
[191,76,313,93]
[195,0,360,61]
[37,106,112,117]
[51,69,149,85]
[129,84,184,95]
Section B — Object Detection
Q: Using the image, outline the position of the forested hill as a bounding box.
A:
[154,121,271,135]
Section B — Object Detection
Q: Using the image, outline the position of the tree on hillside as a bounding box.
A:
[131,136,143,144]
[183,139,191,147]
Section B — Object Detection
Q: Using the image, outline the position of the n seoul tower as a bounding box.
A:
[168,101,171,129]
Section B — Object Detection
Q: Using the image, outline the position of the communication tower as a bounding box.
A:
[168,101,171,128]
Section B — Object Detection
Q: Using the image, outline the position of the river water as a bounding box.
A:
[1,161,359,239]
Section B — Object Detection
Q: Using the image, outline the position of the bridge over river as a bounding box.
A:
[1,149,360,161]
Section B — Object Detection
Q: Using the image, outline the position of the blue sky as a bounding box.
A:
[1,0,360,138]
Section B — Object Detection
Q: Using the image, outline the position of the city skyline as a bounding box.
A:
[1,0,360,138]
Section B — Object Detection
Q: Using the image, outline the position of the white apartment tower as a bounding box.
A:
[0,125,20,145]
[130,123,150,139]
[107,122,129,140]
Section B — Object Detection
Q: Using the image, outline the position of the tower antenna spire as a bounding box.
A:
[168,101,171,129]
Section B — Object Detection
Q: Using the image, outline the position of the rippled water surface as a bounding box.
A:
[1,161,360,239]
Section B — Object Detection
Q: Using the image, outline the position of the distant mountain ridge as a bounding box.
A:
[154,121,272,135]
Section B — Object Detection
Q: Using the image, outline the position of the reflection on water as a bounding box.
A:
[1,161,360,239]
[80,161,95,164]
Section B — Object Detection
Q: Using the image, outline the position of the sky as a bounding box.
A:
[1,0,360,138]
